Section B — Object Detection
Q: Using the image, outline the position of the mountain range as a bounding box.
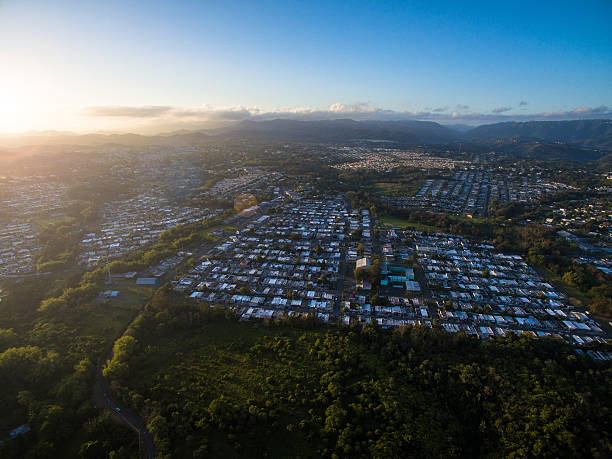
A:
[464,119,612,150]
[1,119,610,159]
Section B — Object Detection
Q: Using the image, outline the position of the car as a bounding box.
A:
[115,407,121,412]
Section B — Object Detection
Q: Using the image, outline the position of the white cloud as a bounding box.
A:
[82,102,612,132]
[84,105,173,117]
[327,102,378,113]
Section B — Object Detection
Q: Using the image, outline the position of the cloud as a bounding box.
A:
[540,105,609,118]
[492,106,513,114]
[82,102,612,132]
[328,102,378,113]
[84,105,173,118]
[568,105,608,115]
[455,104,469,110]
[172,106,254,121]
[518,100,528,107]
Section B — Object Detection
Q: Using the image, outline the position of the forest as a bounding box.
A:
[0,269,142,458]
[0,215,229,458]
[99,287,612,458]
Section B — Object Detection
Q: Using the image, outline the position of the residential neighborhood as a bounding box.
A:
[173,194,349,322]
[409,231,607,346]
[0,221,38,276]
[383,168,574,217]
[168,191,610,355]
[332,149,468,172]
[79,190,218,266]
[0,176,74,275]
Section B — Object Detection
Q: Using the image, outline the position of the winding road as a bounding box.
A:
[94,346,157,458]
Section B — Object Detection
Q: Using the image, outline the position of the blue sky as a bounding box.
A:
[0,0,610,132]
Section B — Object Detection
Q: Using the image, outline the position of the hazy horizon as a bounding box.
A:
[0,115,609,141]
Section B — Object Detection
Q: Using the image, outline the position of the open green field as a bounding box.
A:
[371,179,424,197]
[70,298,143,340]
[199,224,235,241]
[378,215,443,233]
[119,282,154,301]
[451,214,487,224]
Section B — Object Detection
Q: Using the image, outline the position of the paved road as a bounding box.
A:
[91,233,226,459]
[95,356,157,458]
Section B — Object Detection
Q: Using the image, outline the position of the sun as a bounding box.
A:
[0,53,61,133]
[0,86,31,133]
[0,61,43,133]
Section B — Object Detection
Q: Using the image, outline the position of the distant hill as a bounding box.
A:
[1,119,610,161]
[596,152,612,169]
[465,119,612,150]
[445,123,474,132]
[212,119,458,144]
[213,119,612,155]
[490,141,607,162]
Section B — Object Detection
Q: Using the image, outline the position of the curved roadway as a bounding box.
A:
[94,350,157,458]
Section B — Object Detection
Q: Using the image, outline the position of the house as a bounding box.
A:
[356,257,370,269]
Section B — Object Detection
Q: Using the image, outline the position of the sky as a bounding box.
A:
[0,0,611,133]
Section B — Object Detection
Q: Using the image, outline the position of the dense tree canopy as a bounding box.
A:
[102,293,612,458]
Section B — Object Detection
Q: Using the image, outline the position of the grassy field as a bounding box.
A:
[452,214,487,224]
[199,224,235,240]
[371,180,423,197]
[378,215,442,233]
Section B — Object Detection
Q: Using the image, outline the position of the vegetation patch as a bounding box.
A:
[104,289,612,458]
